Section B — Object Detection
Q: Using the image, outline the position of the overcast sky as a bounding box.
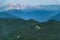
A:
[0,0,60,6]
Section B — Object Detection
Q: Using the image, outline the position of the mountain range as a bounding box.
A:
[0,4,60,22]
[0,4,60,40]
[0,9,60,22]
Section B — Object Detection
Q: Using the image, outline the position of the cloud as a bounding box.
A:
[5,0,59,5]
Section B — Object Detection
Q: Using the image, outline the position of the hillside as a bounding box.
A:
[0,18,60,40]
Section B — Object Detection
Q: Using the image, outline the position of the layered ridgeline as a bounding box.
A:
[0,9,60,22]
[0,4,60,40]
[0,4,60,22]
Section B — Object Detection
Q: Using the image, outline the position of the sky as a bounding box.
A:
[0,0,60,6]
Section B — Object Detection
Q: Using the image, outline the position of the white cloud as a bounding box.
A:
[4,0,60,5]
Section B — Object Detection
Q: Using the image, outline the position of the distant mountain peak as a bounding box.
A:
[4,2,41,10]
[6,3,27,10]
[0,4,60,12]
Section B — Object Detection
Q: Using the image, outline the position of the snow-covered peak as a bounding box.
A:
[0,3,60,12]
[6,3,27,10]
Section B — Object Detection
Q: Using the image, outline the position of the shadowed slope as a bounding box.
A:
[0,18,60,40]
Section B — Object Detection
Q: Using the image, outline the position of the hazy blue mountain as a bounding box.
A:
[52,13,60,21]
[0,11,21,18]
[0,12,13,18]
[0,9,59,22]
[0,5,60,22]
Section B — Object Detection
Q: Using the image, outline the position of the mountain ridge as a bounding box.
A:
[0,5,60,12]
[0,18,60,40]
[0,5,60,22]
[0,9,60,22]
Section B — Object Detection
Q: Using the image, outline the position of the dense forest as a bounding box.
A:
[0,18,59,40]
